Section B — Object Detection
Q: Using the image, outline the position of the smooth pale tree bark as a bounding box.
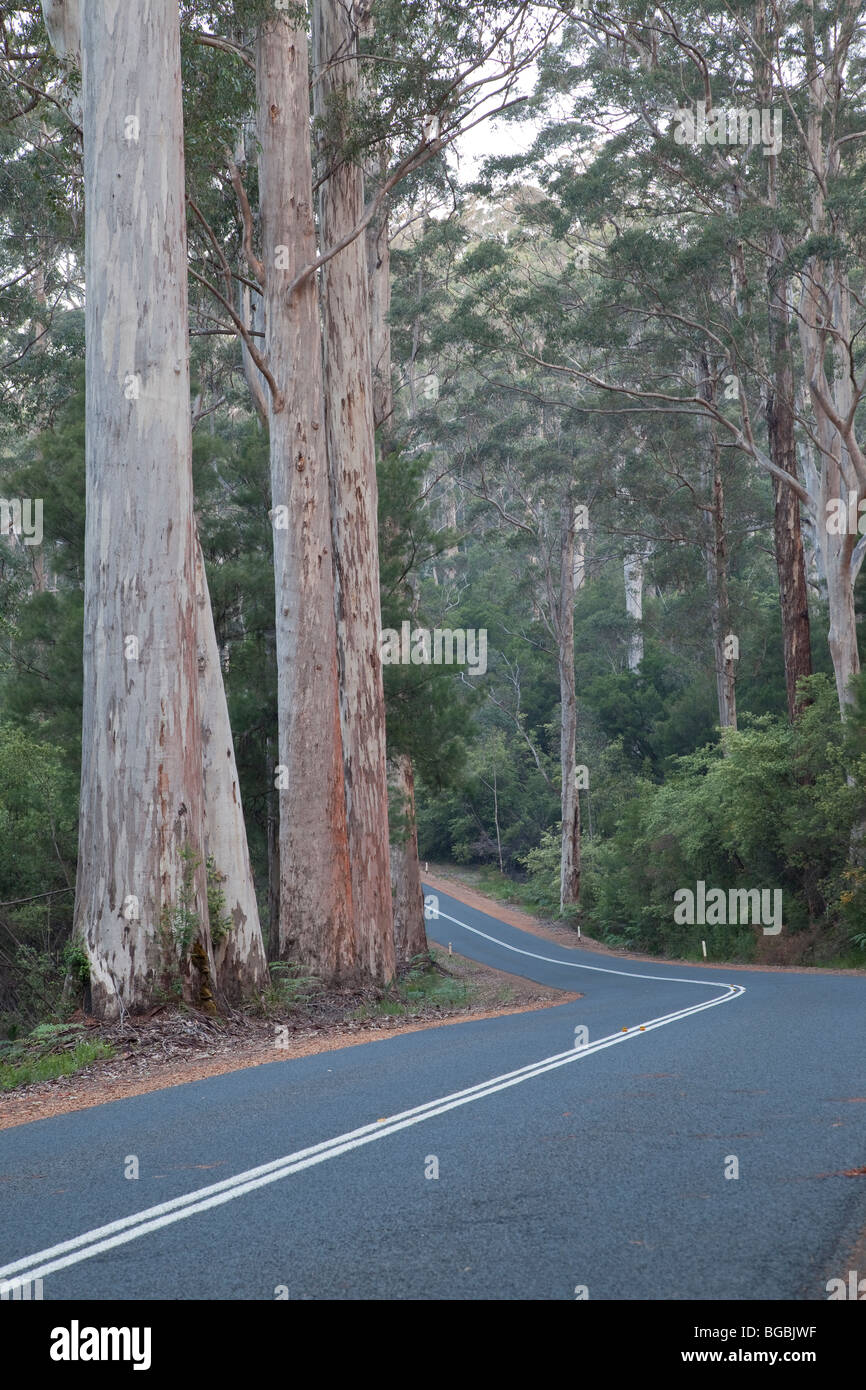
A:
[40,0,82,127]
[42,0,80,61]
[558,495,581,909]
[707,460,737,731]
[796,0,864,711]
[313,0,395,984]
[624,552,644,670]
[767,259,812,721]
[256,14,355,982]
[194,539,268,1000]
[47,1,267,1015]
[264,729,280,960]
[74,0,214,1018]
[367,182,428,966]
[367,185,393,437]
[697,358,737,730]
[574,524,586,592]
[754,7,812,722]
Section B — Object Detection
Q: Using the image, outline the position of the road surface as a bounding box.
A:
[1,884,864,1300]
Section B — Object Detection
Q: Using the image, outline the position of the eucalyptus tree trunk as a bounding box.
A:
[40,0,82,124]
[313,0,395,984]
[697,358,737,730]
[367,183,393,438]
[256,13,355,982]
[558,496,580,909]
[756,6,812,722]
[767,258,812,721]
[388,755,427,962]
[624,552,644,670]
[195,540,268,1001]
[74,0,214,1018]
[707,459,737,730]
[42,0,80,60]
[796,0,863,713]
[368,186,428,965]
[574,526,586,591]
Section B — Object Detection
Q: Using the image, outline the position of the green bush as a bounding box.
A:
[579,677,864,953]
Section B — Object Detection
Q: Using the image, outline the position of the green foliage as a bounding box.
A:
[573,678,865,955]
[519,829,564,916]
[352,952,472,1019]
[263,962,322,1015]
[0,1037,114,1092]
[62,941,90,985]
[206,857,233,947]
[161,844,201,959]
[0,725,77,1032]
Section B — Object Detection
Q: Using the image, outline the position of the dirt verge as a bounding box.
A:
[0,946,580,1131]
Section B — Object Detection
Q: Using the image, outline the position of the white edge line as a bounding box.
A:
[428,902,737,989]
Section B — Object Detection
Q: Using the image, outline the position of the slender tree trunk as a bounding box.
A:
[558,496,580,909]
[624,551,644,670]
[491,765,504,874]
[796,7,863,713]
[707,458,737,730]
[574,525,586,591]
[760,0,813,722]
[75,0,213,1018]
[42,0,80,61]
[256,14,355,982]
[697,357,737,729]
[767,306,813,719]
[313,0,395,984]
[826,531,859,707]
[367,180,392,437]
[41,0,82,123]
[239,280,268,429]
[195,538,268,1001]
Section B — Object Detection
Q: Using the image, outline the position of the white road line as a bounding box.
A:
[0,904,744,1292]
[428,902,736,989]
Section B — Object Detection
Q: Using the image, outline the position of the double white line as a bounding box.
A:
[0,907,744,1293]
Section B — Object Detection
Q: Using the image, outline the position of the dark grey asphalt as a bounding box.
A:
[1,885,865,1300]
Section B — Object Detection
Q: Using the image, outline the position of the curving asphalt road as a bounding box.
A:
[1,883,865,1301]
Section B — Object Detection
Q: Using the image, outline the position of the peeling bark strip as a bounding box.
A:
[75,0,213,1017]
[313,0,395,983]
[256,15,355,983]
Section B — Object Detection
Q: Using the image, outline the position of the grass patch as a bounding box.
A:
[0,1024,114,1091]
[352,952,475,1021]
